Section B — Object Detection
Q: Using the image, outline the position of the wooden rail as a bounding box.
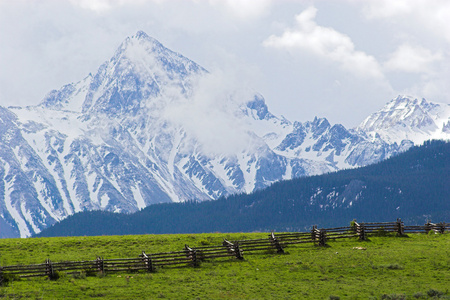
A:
[0,219,447,282]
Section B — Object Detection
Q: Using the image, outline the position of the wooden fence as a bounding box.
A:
[0,219,448,281]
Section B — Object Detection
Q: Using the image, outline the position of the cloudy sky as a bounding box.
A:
[1,0,449,127]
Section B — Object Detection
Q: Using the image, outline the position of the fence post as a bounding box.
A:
[223,239,234,253]
[234,243,244,260]
[437,222,446,234]
[191,249,198,266]
[269,232,284,253]
[141,251,155,272]
[311,225,317,243]
[223,239,244,259]
[318,229,327,247]
[45,259,54,279]
[184,245,199,267]
[356,222,366,240]
[425,221,432,234]
[96,256,104,274]
[396,218,405,236]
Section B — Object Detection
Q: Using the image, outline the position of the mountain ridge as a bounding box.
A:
[1,31,449,238]
[35,140,450,237]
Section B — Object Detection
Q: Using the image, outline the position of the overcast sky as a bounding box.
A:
[1,0,449,127]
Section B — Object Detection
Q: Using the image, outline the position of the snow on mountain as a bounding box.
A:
[1,31,449,238]
[359,95,450,144]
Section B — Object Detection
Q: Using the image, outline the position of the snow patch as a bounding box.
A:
[100,193,110,209]
[132,185,146,210]
[3,170,31,238]
[21,202,40,233]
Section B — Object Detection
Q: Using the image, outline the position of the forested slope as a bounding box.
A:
[36,140,450,237]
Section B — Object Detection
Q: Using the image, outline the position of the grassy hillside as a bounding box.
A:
[1,232,449,299]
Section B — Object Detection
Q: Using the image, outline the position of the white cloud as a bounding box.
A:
[70,0,113,12]
[359,0,450,103]
[362,0,450,42]
[69,0,151,12]
[388,53,450,104]
[70,0,272,19]
[209,0,272,19]
[384,44,442,73]
[161,69,256,156]
[362,0,413,19]
[263,6,384,79]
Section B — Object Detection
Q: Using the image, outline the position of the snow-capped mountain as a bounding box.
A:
[1,31,449,238]
[359,95,450,144]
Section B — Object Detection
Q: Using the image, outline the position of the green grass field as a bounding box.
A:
[1,232,449,299]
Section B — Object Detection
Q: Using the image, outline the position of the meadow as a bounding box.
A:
[0,232,449,299]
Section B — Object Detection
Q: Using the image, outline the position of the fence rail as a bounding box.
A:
[0,219,447,281]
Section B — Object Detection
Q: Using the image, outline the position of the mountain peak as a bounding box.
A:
[385,95,429,111]
[125,30,165,51]
[37,30,206,116]
[131,31,162,45]
[114,31,164,61]
[134,30,149,39]
[79,31,206,115]
[358,95,450,144]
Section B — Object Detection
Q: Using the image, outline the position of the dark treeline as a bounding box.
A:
[36,140,450,237]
